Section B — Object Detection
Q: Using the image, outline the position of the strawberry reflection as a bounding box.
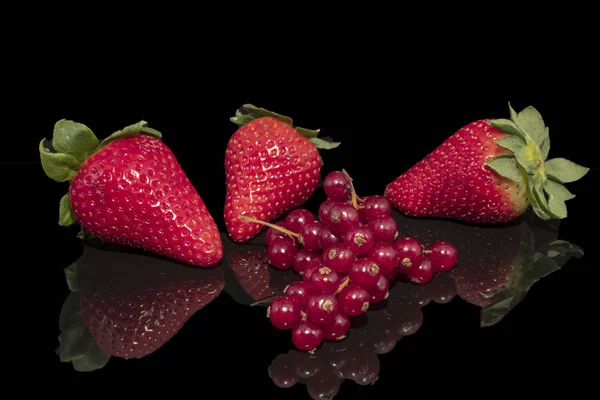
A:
[391,209,583,326]
[56,240,225,372]
[267,274,455,398]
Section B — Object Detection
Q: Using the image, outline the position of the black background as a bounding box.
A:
[6,19,599,398]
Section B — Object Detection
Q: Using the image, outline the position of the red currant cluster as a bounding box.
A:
[241,170,458,352]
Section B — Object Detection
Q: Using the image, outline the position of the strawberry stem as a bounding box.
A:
[341,169,361,210]
[238,215,299,242]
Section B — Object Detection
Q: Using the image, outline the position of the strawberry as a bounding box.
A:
[385,104,589,223]
[39,120,223,267]
[224,104,340,243]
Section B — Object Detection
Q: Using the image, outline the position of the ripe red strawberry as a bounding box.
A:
[39,120,223,267]
[385,104,589,223]
[224,104,340,243]
[76,242,225,359]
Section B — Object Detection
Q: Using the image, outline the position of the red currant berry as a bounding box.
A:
[428,241,458,271]
[323,244,356,275]
[292,321,324,352]
[318,199,338,223]
[299,221,324,252]
[349,258,381,289]
[323,312,351,340]
[306,294,339,325]
[368,243,398,275]
[407,258,434,284]
[368,216,398,243]
[268,296,301,330]
[369,274,390,303]
[343,226,375,255]
[309,266,341,295]
[323,171,352,201]
[268,239,298,270]
[320,227,339,249]
[293,250,322,275]
[286,208,316,233]
[303,264,322,283]
[268,354,299,388]
[266,221,294,247]
[285,281,312,309]
[392,237,424,271]
[337,284,370,316]
[361,195,392,222]
[327,203,360,236]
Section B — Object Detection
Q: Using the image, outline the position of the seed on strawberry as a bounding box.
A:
[224,105,340,243]
[39,120,223,267]
[384,104,589,224]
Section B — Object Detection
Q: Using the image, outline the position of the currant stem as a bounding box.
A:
[239,215,299,241]
[333,276,350,295]
[341,169,361,210]
[250,293,281,307]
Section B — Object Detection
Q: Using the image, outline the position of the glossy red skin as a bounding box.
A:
[300,221,324,252]
[69,135,222,267]
[360,195,392,221]
[322,312,351,340]
[406,258,434,284]
[343,226,374,255]
[286,208,316,233]
[369,274,390,303]
[284,281,312,309]
[268,239,298,270]
[266,221,294,246]
[322,244,356,275]
[319,227,339,249]
[224,117,322,243]
[428,241,458,271]
[349,258,381,289]
[385,120,529,223]
[392,237,424,272]
[318,199,339,222]
[368,216,398,243]
[78,250,225,359]
[309,266,341,295]
[306,294,339,325]
[293,250,322,275]
[326,203,360,236]
[292,321,324,351]
[269,296,302,330]
[323,171,351,201]
[368,243,398,275]
[337,284,370,316]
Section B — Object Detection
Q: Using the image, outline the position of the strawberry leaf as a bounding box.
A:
[232,104,294,126]
[52,120,99,164]
[512,105,547,148]
[544,179,575,201]
[487,155,522,182]
[39,139,80,182]
[310,137,341,150]
[59,194,77,227]
[495,136,538,174]
[98,121,162,149]
[526,177,552,220]
[544,157,590,183]
[530,176,562,219]
[64,263,79,292]
[540,127,550,160]
[489,118,527,141]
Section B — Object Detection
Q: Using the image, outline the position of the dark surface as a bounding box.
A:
[8,72,598,397]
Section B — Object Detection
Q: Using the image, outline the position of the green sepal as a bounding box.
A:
[77,228,99,241]
[489,118,527,141]
[52,120,99,164]
[510,104,547,147]
[230,104,340,152]
[39,139,80,182]
[493,136,538,174]
[544,158,590,183]
[64,263,79,292]
[59,194,77,227]
[486,155,521,182]
[525,176,551,221]
[98,120,162,149]
[310,137,341,150]
[540,128,550,160]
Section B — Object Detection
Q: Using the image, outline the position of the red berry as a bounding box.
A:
[368,216,398,243]
[323,171,352,201]
[318,199,338,223]
[292,321,324,351]
[407,258,434,284]
[306,294,339,325]
[337,284,370,316]
[286,208,316,233]
[392,237,424,271]
[323,312,351,340]
[284,281,312,309]
[428,241,458,271]
[349,258,381,289]
[361,195,392,222]
[309,266,341,295]
[342,226,375,255]
[327,203,360,236]
[293,250,322,275]
[302,264,322,282]
[299,221,324,252]
[322,244,356,275]
[268,296,301,330]
[266,221,294,247]
[268,239,298,270]
[369,274,390,303]
[368,243,398,275]
[320,227,339,249]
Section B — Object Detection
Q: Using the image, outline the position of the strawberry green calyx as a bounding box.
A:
[39,120,163,229]
[230,104,341,150]
[487,104,589,221]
